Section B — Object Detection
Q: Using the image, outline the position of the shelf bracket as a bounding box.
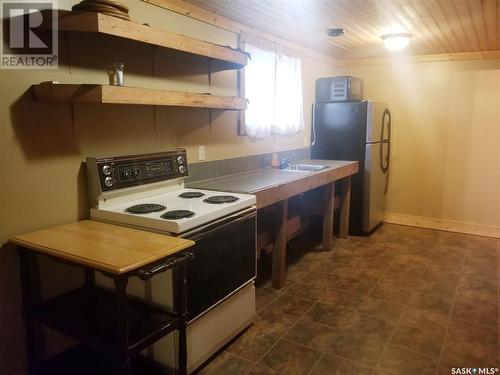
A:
[151,46,157,84]
[65,31,72,75]
[207,57,212,92]
[207,57,213,129]
[237,34,247,136]
[153,105,158,131]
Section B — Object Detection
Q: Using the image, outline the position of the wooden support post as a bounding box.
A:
[338,177,352,239]
[272,200,288,289]
[322,182,335,251]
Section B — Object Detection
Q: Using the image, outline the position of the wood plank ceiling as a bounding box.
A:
[184,0,500,59]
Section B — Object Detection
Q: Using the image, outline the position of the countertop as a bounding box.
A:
[188,159,359,209]
[188,159,358,194]
[9,220,195,274]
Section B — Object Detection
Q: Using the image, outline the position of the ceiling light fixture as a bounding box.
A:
[381,33,412,50]
[327,28,345,37]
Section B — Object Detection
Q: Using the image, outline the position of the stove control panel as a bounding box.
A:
[89,149,189,192]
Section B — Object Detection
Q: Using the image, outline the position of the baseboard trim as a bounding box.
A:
[384,212,500,239]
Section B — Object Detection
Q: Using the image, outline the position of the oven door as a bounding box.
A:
[180,207,257,322]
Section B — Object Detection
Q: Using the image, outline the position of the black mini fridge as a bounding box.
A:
[311,85,391,235]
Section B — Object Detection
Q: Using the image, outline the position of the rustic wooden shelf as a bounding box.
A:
[32,83,247,110]
[55,11,248,68]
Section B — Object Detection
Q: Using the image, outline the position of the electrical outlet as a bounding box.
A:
[198,145,206,161]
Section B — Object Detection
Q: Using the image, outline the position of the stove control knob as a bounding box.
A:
[104,176,114,188]
[178,165,185,174]
[177,156,184,165]
[122,168,132,179]
[133,167,140,177]
[102,165,112,176]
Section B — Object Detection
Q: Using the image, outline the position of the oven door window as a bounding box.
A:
[186,215,256,321]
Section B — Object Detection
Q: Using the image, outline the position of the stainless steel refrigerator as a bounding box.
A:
[311,100,391,235]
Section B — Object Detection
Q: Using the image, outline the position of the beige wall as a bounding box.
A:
[0,1,331,373]
[335,59,500,234]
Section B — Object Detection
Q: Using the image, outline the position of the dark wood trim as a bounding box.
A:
[176,260,188,375]
[272,200,288,289]
[17,249,45,373]
[322,182,335,251]
[113,277,131,375]
[339,176,352,238]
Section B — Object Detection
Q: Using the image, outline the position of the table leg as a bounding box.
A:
[84,268,95,288]
[338,177,352,239]
[322,182,335,251]
[176,260,188,375]
[17,248,44,373]
[113,277,130,375]
[272,200,288,289]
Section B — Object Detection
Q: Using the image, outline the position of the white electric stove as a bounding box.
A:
[86,149,257,373]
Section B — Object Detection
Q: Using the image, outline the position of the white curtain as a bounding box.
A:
[274,52,304,134]
[245,44,275,137]
[244,43,304,137]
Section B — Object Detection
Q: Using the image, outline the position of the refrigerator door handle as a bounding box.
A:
[380,108,392,194]
[311,98,317,146]
[380,108,391,173]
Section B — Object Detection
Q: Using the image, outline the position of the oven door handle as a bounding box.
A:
[181,207,256,241]
[136,252,194,280]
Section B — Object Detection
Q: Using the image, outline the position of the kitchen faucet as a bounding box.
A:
[279,154,295,169]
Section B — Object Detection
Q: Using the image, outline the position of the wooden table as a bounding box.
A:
[189,160,359,288]
[9,220,195,375]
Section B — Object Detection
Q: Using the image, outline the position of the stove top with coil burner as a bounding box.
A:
[161,210,195,220]
[126,203,166,214]
[203,195,239,204]
[179,191,205,199]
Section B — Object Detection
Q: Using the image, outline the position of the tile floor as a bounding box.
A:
[197,224,500,375]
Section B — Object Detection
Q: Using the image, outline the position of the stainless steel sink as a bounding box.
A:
[282,168,311,173]
[287,164,329,172]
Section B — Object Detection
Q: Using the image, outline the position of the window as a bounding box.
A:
[244,43,304,137]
